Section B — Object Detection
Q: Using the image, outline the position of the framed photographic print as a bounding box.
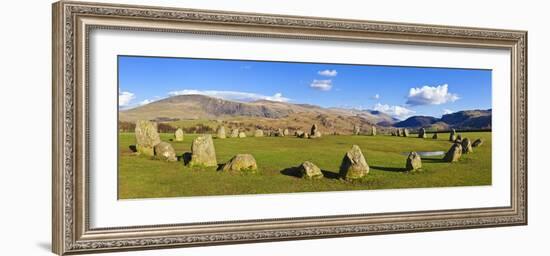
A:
[52,1,527,255]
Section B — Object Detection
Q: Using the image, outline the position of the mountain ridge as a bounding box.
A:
[394,109,492,130]
[119,94,491,131]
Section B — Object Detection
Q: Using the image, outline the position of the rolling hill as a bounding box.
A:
[120,94,490,133]
[119,95,399,134]
[394,109,492,130]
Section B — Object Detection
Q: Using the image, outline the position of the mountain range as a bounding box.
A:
[119,94,491,132]
[394,109,492,130]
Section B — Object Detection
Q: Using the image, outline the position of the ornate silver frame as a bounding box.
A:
[52,1,527,255]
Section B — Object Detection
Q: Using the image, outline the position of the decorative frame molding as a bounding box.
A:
[52,1,527,255]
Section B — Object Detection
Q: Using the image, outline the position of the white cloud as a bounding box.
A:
[406,84,459,106]
[318,69,338,77]
[167,89,290,102]
[372,94,380,100]
[139,99,154,106]
[309,79,333,91]
[443,108,454,115]
[118,91,135,107]
[373,103,416,120]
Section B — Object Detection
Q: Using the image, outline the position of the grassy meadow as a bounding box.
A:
[118,131,492,199]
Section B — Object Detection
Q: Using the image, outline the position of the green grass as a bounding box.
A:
[166,119,220,129]
[118,132,492,199]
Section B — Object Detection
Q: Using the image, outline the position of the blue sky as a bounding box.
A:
[118,55,491,120]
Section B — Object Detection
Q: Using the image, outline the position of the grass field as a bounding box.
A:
[118,132,491,199]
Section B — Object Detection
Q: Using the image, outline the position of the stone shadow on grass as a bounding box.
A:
[280,167,341,180]
[178,152,192,165]
[370,165,407,173]
[280,167,301,178]
[320,170,340,179]
[420,157,445,163]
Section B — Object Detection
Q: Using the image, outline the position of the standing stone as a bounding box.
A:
[418,128,426,138]
[174,128,184,142]
[371,126,377,136]
[295,130,304,137]
[216,126,226,139]
[444,143,463,162]
[461,138,473,153]
[154,142,177,161]
[339,145,369,180]
[455,134,463,143]
[277,128,285,137]
[432,132,438,139]
[238,131,247,138]
[403,128,409,137]
[135,120,161,156]
[189,135,217,167]
[222,154,258,173]
[406,152,422,171]
[391,130,396,136]
[298,161,323,179]
[230,128,239,138]
[353,125,361,135]
[310,124,321,138]
[472,138,484,147]
[283,128,290,136]
[449,129,457,142]
[254,129,264,137]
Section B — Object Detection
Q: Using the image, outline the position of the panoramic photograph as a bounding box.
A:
[117,55,492,199]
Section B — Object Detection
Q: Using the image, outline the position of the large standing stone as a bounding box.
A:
[216,126,226,139]
[222,154,258,173]
[418,128,426,138]
[310,124,322,138]
[238,131,247,138]
[472,138,484,147]
[135,120,161,156]
[230,128,239,138]
[339,145,369,180]
[371,126,377,136]
[353,125,361,135]
[455,134,463,143]
[154,142,177,161]
[189,135,217,167]
[449,129,457,141]
[298,161,323,179]
[461,138,473,153]
[406,152,422,171]
[403,128,409,137]
[254,129,264,137]
[444,143,463,162]
[283,128,290,136]
[277,128,285,137]
[432,132,438,139]
[174,128,184,142]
